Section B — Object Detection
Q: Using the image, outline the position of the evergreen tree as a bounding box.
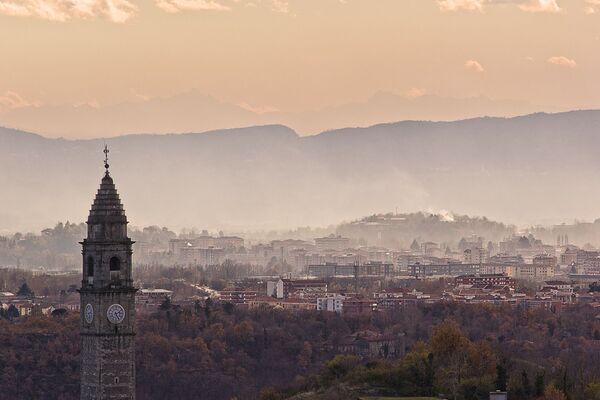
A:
[520,370,532,399]
[7,304,20,319]
[495,363,508,391]
[159,297,172,310]
[17,281,34,298]
[535,373,546,397]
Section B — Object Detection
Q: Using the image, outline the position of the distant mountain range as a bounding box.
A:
[2,110,600,233]
[0,90,548,139]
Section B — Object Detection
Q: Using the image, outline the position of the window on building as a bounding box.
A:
[110,257,121,271]
[87,256,94,277]
[110,256,121,283]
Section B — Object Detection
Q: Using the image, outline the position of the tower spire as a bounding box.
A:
[80,151,137,400]
[103,144,110,174]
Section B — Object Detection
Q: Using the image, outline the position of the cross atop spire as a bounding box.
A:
[103,144,110,174]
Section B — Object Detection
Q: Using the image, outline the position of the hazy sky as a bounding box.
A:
[1,0,600,137]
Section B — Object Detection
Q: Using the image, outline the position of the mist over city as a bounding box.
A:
[3,1,600,400]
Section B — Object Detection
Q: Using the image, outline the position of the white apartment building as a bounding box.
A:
[316,294,345,313]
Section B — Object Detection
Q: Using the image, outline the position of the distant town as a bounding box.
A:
[3,212,600,321]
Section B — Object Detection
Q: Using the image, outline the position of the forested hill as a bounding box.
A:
[3,110,600,234]
[337,212,514,249]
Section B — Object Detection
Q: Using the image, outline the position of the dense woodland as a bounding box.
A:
[1,301,600,400]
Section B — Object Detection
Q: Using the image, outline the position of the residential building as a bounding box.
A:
[343,298,377,314]
[315,234,351,252]
[316,294,346,313]
[219,289,258,305]
[455,274,516,290]
[515,263,555,281]
[249,296,317,310]
[266,278,328,299]
[463,247,488,264]
[333,331,405,359]
[136,288,173,312]
[213,236,244,250]
[307,262,394,278]
[408,263,480,277]
[180,246,225,265]
[421,242,440,257]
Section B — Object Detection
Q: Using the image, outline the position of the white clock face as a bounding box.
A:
[84,304,94,324]
[106,304,126,324]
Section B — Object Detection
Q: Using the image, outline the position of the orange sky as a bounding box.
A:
[1,0,599,137]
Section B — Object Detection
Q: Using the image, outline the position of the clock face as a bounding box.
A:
[84,304,94,324]
[106,304,126,324]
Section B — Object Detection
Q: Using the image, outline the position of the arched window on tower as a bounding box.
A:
[110,256,121,283]
[87,256,94,284]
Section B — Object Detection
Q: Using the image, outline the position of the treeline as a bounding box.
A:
[1,302,600,399]
[0,268,80,298]
[274,303,600,400]
[0,222,177,269]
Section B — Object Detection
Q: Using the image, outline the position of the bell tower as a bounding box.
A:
[79,146,137,400]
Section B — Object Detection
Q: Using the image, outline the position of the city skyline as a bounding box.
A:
[3,1,600,400]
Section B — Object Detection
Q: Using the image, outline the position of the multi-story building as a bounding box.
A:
[316,294,346,313]
[514,262,556,281]
[560,247,581,266]
[420,242,440,257]
[333,331,405,359]
[266,278,328,299]
[169,239,193,256]
[218,289,258,305]
[581,257,600,274]
[479,263,516,277]
[213,236,244,251]
[295,251,365,271]
[397,253,422,273]
[248,296,317,310]
[533,254,557,269]
[169,235,244,256]
[463,247,488,264]
[454,274,515,290]
[489,254,524,265]
[408,263,480,277]
[307,262,394,278]
[315,234,351,252]
[308,263,355,278]
[136,288,172,307]
[179,246,225,265]
[357,247,394,263]
[532,254,557,277]
[537,281,574,303]
[373,288,407,299]
[342,298,377,315]
[271,239,314,262]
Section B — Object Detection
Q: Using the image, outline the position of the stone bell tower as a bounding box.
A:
[79,146,137,400]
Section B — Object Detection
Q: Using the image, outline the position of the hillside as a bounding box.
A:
[337,212,514,249]
[2,110,600,234]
